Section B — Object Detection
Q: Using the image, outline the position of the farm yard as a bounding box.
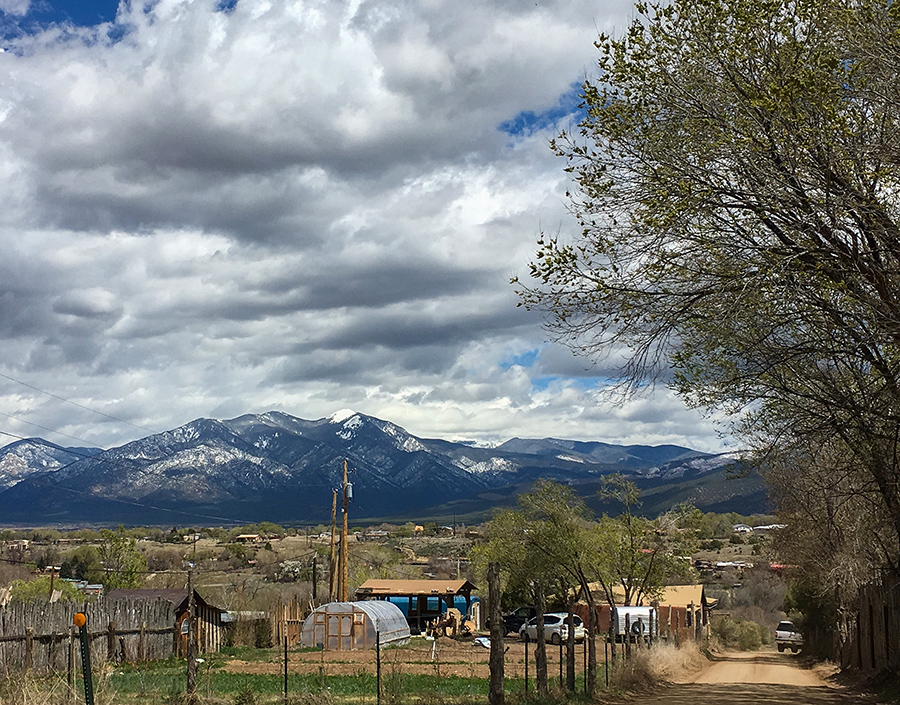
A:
[1,636,609,704]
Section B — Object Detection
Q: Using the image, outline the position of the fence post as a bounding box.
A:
[558,640,563,688]
[24,627,34,672]
[74,612,95,705]
[605,638,609,687]
[107,620,117,662]
[376,630,381,705]
[68,625,76,695]
[524,634,529,693]
[139,622,146,662]
[488,562,504,705]
[624,614,631,660]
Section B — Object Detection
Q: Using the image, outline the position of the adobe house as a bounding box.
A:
[576,584,715,642]
[106,588,225,655]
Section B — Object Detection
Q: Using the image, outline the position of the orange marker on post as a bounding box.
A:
[73,612,94,705]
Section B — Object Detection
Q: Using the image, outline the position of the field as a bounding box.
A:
[2,637,609,705]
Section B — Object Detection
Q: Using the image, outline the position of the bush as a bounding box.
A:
[711,615,769,651]
[233,687,258,705]
[254,620,273,648]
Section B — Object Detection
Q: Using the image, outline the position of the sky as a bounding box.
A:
[0,0,733,453]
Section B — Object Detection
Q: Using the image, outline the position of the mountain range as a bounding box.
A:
[0,410,767,526]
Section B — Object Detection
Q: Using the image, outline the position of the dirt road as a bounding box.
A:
[639,652,877,705]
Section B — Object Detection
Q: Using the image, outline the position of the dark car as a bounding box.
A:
[486,606,537,635]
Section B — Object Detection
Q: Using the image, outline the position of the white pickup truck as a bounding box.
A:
[775,620,802,653]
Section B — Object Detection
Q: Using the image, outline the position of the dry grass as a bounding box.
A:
[610,642,708,691]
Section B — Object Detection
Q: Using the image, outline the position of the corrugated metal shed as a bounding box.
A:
[301,601,410,651]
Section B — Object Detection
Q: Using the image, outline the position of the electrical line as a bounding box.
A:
[0,410,102,448]
[0,370,159,436]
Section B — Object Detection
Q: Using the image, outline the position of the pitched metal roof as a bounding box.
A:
[356,579,477,596]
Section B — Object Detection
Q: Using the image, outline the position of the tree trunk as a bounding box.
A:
[584,589,597,695]
[488,562,505,705]
[534,582,548,694]
[566,598,576,692]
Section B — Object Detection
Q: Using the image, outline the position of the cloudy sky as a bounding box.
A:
[0,0,732,453]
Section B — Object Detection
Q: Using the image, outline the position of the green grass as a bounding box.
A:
[4,649,610,704]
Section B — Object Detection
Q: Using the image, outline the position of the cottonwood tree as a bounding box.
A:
[768,435,890,653]
[592,475,694,608]
[98,525,148,589]
[472,504,557,694]
[516,0,900,556]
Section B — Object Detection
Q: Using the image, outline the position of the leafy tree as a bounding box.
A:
[10,576,83,603]
[60,545,104,583]
[98,525,148,589]
[516,0,900,556]
[592,475,694,607]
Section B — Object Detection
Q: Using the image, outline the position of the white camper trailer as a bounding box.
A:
[612,606,658,642]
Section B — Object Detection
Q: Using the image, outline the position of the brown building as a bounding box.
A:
[106,588,225,655]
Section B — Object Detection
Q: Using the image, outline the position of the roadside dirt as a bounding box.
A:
[638,651,878,705]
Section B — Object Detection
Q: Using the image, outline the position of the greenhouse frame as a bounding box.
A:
[300,601,410,651]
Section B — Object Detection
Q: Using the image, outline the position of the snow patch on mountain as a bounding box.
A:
[329,409,358,424]
[337,414,364,440]
[454,456,517,475]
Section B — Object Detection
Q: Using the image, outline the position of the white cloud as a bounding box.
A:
[0,0,28,17]
[0,0,733,455]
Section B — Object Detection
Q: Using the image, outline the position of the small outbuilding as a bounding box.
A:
[356,578,477,634]
[301,601,410,651]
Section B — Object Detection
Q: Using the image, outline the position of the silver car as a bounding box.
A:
[519,613,586,644]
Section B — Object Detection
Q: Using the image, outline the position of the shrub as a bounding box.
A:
[711,615,769,650]
[232,686,258,705]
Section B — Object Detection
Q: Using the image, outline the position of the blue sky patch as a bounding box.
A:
[499,348,540,370]
[216,0,239,14]
[499,81,585,138]
[0,0,119,37]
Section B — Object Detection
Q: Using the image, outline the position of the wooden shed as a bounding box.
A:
[356,579,477,634]
[105,588,225,655]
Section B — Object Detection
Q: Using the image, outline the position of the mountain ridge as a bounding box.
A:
[0,410,763,525]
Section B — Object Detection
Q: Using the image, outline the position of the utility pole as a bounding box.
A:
[186,566,197,703]
[329,489,338,601]
[340,459,350,602]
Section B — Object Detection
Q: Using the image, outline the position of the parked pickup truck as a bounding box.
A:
[775,620,802,653]
[486,606,537,635]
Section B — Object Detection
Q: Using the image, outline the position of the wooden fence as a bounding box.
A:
[272,595,309,646]
[0,598,176,675]
[801,572,900,673]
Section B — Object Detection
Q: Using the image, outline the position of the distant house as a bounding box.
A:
[106,588,224,654]
[360,529,390,541]
[732,523,753,533]
[751,524,786,532]
[235,534,262,543]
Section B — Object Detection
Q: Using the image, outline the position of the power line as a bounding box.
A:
[0,371,159,436]
[0,410,102,448]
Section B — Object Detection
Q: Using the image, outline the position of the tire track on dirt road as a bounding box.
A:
[636,652,877,705]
